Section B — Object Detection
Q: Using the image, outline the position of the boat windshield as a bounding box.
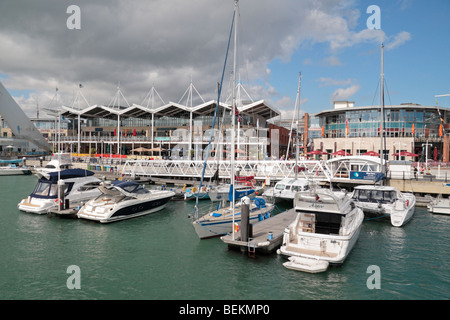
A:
[119,184,149,194]
[353,189,397,203]
[31,180,73,198]
[275,184,285,190]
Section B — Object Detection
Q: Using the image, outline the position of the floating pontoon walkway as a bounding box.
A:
[221,208,297,255]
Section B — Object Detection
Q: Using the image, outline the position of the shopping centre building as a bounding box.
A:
[1,80,449,163]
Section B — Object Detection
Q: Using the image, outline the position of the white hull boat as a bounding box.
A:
[0,164,31,176]
[18,169,102,214]
[351,185,416,227]
[262,178,309,204]
[277,189,364,273]
[78,180,175,223]
[427,196,450,215]
[192,197,274,239]
[35,153,73,178]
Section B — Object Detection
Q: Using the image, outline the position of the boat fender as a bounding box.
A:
[406,200,409,207]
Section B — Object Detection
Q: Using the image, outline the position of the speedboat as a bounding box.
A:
[77,180,175,223]
[262,177,309,204]
[277,189,364,273]
[18,169,102,214]
[35,153,73,178]
[427,194,450,215]
[351,185,416,227]
[0,163,31,176]
[192,197,274,239]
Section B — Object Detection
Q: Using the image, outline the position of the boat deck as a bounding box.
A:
[221,208,297,254]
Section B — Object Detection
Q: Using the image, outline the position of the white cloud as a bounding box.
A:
[317,77,353,87]
[323,56,343,66]
[385,31,412,51]
[331,85,360,101]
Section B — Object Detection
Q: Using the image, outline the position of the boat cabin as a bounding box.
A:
[294,191,354,236]
[274,178,309,193]
[352,186,398,204]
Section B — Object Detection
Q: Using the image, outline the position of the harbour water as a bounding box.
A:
[0,175,449,301]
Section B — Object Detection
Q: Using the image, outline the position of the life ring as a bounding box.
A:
[234,223,239,232]
[192,187,197,193]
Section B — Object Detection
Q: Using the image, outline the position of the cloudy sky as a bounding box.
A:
[0,0,449,120]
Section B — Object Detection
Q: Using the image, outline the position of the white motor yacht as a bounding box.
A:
[34,153,73,178]
[427,195,450,215]
[262,177,309,204]
[18,169,102,214]
[77,180,175,223]
[277,189,364,273]
[192,197,274,239]
[351,185,416,227]
[0,163,31,176]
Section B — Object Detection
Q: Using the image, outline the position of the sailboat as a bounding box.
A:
[350,44,416,227]
[192,0,273,239]
[263,73,310,204]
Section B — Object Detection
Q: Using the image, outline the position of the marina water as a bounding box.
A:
[1,175,449,300]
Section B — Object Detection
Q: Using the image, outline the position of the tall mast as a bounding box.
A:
[295,72,301,179]
[231,0,238,240]
[379,43,385,184]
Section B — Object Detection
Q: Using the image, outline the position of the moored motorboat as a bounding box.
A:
[427,195,450,215]
[0,163,31,176]
[277,189,364,273]
[351,185,416,227]
[34,153,73,178]
[77,180,175,223]
[18,169,102,214]
[262,177,309,204]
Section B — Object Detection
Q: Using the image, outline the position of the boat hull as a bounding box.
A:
[427,198,450,215]
[278,225,362,267]
[78,194,173,223]
[0,168,31,176]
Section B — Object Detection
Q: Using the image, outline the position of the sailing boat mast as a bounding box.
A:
[379,43,385,185]
[295,73,302,179]
[231,0,239,240]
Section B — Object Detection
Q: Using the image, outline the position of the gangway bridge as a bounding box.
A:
[120,156,384,187]
[120,159,332,185]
